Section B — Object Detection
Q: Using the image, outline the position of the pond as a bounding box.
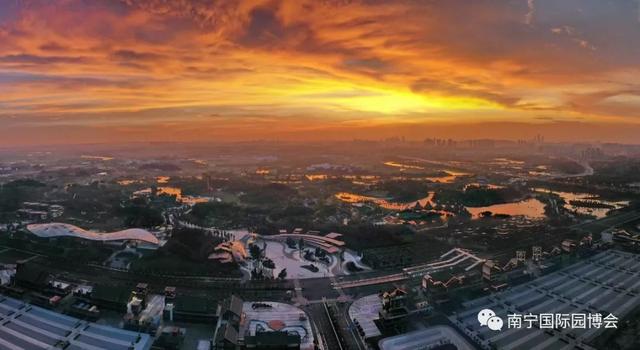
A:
[80,155,114,161]
[335,191,436,210]
[156,176,170,184]
[383,161,425,170]
[534,188,628,219]
[466,198,546,219]
[383,161,471,183]
[336,191,546,220]
[117,179,141,185]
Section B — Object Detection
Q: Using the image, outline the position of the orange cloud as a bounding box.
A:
[0,0,639,145]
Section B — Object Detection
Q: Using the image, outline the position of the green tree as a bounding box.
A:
[249,244,262,261]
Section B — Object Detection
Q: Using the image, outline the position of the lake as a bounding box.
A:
[534,188,628,219]
[335,191,436,211]
[466,198,546,219]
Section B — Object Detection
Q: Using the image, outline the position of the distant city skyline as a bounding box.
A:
[1,0,639,145]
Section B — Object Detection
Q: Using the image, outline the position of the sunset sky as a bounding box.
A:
[1,0,639,145]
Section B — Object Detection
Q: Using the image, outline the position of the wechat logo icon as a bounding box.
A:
[477,309,503,331]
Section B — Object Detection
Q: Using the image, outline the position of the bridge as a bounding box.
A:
[332,248,485,289]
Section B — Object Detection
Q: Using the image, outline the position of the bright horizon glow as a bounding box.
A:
[0,0,639,145]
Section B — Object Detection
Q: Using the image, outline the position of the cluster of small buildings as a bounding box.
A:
[2,258,314,350]
[16,201,64,222]
[210,228,347,266]
[417,240,596,302]
[451,249,640,350]
[348,286,442,349]
[213,295,312,350]
[1,261,220,348]
[611,228,640,251]
[272,229,345,255]
[344,238,616,350]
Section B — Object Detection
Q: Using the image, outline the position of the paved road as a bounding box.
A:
[8,210,639,307]
[307,302,345,350]
[333,301,365,350]
[299,277,341,301]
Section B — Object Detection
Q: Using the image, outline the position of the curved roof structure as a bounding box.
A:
[27,223,159,246]
[0,296,153,350]
[268,233,345,254]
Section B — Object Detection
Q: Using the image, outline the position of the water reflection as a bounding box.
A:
[156,176,170,184]
[81,155,114,161]
[117,179,140,185]
[424,170,470,183]
[466,198,546,219]
[534,188,628,218]
[491,158,525,165]
[383,161,424,170]
[335,191,544,219]
[306,174,328,181]
[306,170,469,185]
[335,192,436,210]
[382,161,471,183]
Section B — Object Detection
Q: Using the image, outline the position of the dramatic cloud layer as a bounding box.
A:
[0,0,639,144]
